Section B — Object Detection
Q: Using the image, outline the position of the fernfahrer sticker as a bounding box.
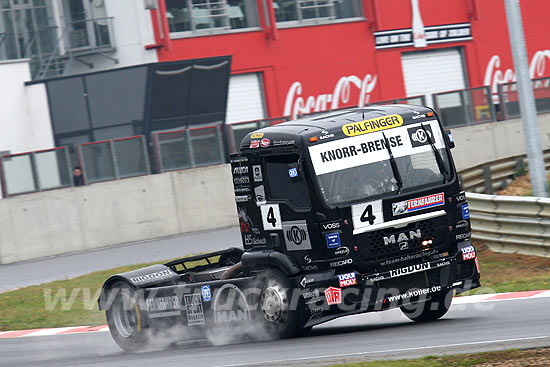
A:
[392,192,444,216]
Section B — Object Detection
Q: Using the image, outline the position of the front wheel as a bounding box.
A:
[257,269,300,339]
[400,290,452,322]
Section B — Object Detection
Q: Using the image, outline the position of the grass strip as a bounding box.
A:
[466,241,550,294]
[0,243,549,331]
[327,347,550,367]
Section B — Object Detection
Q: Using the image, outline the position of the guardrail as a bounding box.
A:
[459,151,550,258]
[459,149,550,194]
[467,192,550,258]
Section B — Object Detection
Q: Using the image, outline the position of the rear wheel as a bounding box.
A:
[400,290,452,322]
[105,282,148,351]
[258,269,300,339]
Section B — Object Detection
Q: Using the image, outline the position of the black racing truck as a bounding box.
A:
[99,105,480,351]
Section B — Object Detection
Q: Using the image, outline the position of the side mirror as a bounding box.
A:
[444,129,455,149]
[288,162,303,183]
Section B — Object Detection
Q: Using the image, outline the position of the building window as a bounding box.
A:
[166,0,259,34]
[61,0,113,51]
[273,0,362,23]
[0,0,57,62]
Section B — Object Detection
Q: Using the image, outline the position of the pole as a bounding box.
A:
[504,0,548,197]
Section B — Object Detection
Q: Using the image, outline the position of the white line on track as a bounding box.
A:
[212,335,550,367]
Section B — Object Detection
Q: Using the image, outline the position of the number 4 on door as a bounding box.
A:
[261,204,282,230]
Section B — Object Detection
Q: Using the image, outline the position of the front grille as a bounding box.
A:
[357,215,447,261]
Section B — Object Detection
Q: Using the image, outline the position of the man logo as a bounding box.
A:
[213,284,251,324]
[384,229,421,246]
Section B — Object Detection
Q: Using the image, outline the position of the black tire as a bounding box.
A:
[257,269,300,339]
[105,282,149,352]
[400,290,452,322]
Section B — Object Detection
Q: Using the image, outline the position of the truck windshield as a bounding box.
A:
[308,120,451,207]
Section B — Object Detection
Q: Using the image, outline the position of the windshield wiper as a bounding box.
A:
[420,123,448,182]
[381,132,403,194]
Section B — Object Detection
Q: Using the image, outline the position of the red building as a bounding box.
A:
[150,0,550,122]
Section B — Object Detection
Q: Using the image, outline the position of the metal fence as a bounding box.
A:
[498,77,550,120]
[0,147,72,197]
[0,136,153,197]
[79,136,150,183]
[152,124,226,172]
[66,17,116,53]
[434,86,496,127]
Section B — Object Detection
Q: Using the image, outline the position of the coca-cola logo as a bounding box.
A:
[484,50,550,95]
[284,74,378,119]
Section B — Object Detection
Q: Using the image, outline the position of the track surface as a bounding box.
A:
[2,297,549,367]
[0,227,240,292]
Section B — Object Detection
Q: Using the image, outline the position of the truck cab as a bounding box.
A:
[232,104,479,323]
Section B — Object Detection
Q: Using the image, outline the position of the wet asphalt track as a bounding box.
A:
[0,227,240,292]
[2,297,549,367]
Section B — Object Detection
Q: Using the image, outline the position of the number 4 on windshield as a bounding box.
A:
[352,200,384,231]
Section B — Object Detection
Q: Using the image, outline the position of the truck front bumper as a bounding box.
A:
[300,240,481,328]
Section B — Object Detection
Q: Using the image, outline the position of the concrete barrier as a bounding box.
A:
[450,113,550,171]
[0,164,237,264]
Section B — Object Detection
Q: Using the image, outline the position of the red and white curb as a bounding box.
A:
[452,289,550,304]
[0,325,109,339]
[0,290,548,340]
